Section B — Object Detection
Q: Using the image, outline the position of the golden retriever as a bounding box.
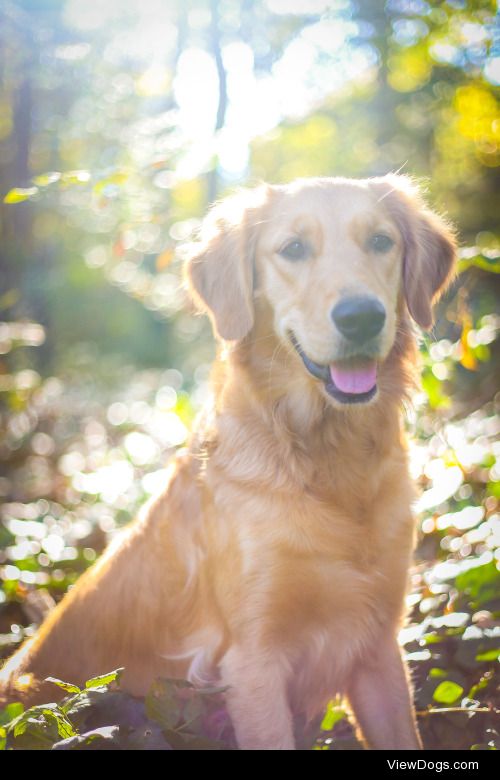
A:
[0,174,456,750]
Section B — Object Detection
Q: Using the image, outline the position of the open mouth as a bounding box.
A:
[289,333,378,405]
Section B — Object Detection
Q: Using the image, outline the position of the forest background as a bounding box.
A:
[0,0,498,751]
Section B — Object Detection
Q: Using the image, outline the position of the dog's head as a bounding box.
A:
[185,175,457,407]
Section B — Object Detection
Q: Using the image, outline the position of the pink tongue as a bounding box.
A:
[329,361,377,394]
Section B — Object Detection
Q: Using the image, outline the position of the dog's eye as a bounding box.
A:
[369,234,395,253]
[278,239,309,261]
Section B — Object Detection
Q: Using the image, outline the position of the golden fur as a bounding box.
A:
[0,175,456,750]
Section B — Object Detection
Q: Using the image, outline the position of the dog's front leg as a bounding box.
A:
[220,645,295,750]
[347,637,422,750]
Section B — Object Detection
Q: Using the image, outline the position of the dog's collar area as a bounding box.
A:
[288,332,378,405]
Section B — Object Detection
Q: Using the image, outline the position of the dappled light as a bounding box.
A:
[0,0,498,754]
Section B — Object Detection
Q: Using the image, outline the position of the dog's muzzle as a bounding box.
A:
[330,296,386,344]
[289,332,378,405]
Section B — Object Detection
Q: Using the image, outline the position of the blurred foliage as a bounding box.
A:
[0,0,499,751]
[0,669,235,750]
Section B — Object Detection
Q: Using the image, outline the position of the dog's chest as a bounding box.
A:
[207,448,413,714]
[232,535,387,716]
[211,476,412,705]
[258,546,392,716]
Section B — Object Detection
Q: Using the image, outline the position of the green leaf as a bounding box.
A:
[84,668,124,689]
[0,726,6,750]
[321,700,347,731]
[181,695,204,731]
[475,649,500,662]
[3,187,38,204]
[458,254,500,274]
[52,725,120,750]
[468,670,495,699]
[46,676,81,694]
[433,681,465,704]
[32,172,61,187]
[60,688,109,721]
[0,701,24,726]
[421,367,450,409]
[455,561,499,607]
[429,668,448,678]
[5,702,76,749]
[12,718,28,738]
[145,678,183,730]
[487,481,500,498]
[61,170,91,185]
[422,632,446,645]
[43,708,76,740]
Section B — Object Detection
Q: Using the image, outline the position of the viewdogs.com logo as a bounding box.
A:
[387,760,480,772]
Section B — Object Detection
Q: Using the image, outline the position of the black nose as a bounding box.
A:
[331,296,386,343]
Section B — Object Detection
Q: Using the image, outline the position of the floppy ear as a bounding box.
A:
[370,175,457,330]
[184,186,269,341]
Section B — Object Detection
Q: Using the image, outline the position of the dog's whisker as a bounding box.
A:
[267,340,286,386]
